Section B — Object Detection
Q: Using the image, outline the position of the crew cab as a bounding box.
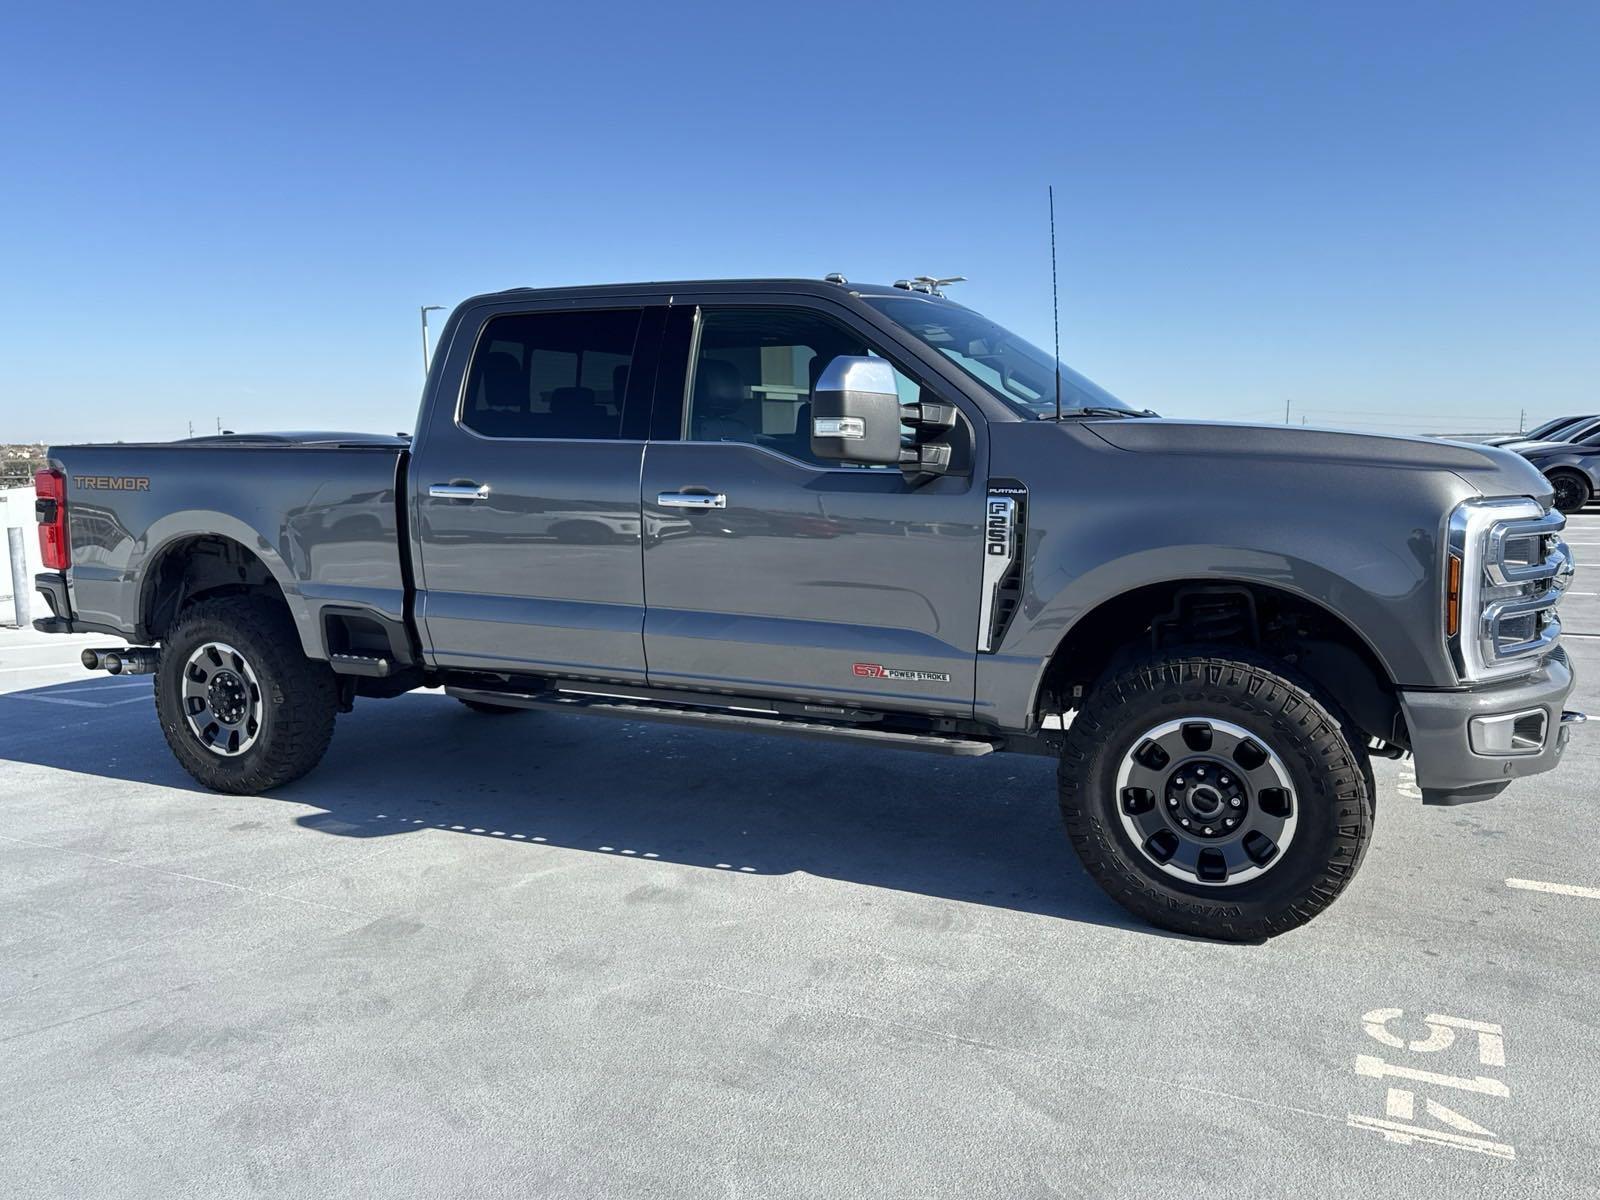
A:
[31,277,1583,939]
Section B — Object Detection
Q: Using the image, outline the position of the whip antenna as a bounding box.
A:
[1049,185,1062,421]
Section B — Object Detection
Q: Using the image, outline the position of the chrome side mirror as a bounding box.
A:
[809,357,903,467]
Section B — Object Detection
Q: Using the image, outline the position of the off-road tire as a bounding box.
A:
[155,596,338,794]
[1546,469,1590,515]
[1059,650,1374,941]
[457,698,529,715]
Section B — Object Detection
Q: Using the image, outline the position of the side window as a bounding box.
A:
[687,308,924,465]
[461,309,642,439]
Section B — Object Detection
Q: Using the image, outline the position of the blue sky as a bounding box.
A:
[3,1,1596,443]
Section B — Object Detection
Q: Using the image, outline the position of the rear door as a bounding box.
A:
[411,302,662,679]
[639,301,987,716]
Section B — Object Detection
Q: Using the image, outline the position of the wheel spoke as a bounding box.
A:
[1231,738,1268,770]
[1196,848,1228,882]
[1258,787,1293,819]
[1243,831,1279,866]
[1132,739,1170,771]
[1120,786,1155,815]
[1144,830,1179,863]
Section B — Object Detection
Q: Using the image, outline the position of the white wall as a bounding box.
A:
[1,485,45,620]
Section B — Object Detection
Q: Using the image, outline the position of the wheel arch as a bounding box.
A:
[1033,577,1404,746]
[138,526,319,659]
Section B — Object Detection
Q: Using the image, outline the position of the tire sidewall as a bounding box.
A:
[1061,656,1372,937]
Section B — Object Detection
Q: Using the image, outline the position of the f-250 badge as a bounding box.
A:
[852,662,951,683]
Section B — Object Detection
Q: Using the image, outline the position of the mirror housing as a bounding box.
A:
[809,357,905,467]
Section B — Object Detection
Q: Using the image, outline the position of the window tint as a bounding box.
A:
[687,308,922,465]
[462,309,642,439]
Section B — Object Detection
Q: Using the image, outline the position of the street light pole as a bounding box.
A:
[420,305,445,376]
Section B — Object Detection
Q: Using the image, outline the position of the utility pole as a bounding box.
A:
[1519,407,1526,433]
[420,305,445,376]
[1284,399,1291,425]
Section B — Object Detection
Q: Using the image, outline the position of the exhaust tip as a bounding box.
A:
[104,653,123,675]
[81,648,100,670]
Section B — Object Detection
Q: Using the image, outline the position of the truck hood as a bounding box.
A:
[1081,419,1551,502]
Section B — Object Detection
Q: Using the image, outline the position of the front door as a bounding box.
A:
[640,305,986,716]
[413,304,658,680]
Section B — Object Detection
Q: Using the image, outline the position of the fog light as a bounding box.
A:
[1469,708,1547,756]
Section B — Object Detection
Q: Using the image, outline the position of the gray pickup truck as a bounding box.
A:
[32,277,1583,939]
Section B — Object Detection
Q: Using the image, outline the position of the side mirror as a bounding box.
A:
[809,357,904,467]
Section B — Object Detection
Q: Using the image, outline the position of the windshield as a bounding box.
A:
[866,295,1148,419]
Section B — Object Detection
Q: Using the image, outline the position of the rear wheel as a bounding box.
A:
[155,596,338,794]
[1547,469,1589,515]
[1058,651,1374,940]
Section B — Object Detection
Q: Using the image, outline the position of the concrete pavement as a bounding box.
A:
[3,521,1599,1198]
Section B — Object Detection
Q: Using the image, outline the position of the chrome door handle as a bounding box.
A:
[429,483,490,501]
[657,491,726,509]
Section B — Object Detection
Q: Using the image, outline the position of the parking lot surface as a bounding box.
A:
[4,516,1600,1199]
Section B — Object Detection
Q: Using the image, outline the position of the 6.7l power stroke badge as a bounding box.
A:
[852,662,952,683]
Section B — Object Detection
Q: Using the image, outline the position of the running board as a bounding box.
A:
[444,687,1000,756]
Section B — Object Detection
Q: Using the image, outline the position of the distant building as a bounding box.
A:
[1,445,48,489]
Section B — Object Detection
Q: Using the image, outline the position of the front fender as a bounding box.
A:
[975,421,1478,730]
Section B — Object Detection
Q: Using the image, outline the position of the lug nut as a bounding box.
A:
[1197,767,1206,777]
[1229,798,1242,808]
[1203,826,1213,835]
[1225,818,1237,827]
[1167,798,1178,808]
[1180,819,1191,827]
[1220,775,1230,785]
[1174,777,1184,786]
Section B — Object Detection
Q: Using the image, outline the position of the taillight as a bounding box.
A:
[34,468,69,570]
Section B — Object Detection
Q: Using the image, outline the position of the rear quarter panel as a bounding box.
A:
[52,444,407,658]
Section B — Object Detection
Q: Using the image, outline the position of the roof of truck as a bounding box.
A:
[465,278,964,305]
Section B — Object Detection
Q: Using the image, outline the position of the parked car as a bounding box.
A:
[1515,426,1600,512]
[31,277,1583,940]
[1480,414,1595,447]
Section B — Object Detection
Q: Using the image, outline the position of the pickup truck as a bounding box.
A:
[31,277,1583,940]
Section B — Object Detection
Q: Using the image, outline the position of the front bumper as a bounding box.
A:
[1398,650,1581,805]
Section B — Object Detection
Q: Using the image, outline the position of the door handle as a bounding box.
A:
[429,483,491,501]
[657,491,726,509]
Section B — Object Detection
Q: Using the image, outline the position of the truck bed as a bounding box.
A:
[46,433,411,659]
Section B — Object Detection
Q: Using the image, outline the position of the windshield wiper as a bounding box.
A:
[1052,406,1158,420]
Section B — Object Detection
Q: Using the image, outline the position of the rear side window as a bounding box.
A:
[461,309,642,439]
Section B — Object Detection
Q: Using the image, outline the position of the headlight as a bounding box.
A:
[1446,498,1573,681]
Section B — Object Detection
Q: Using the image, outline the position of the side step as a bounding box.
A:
[445,686,1001,757]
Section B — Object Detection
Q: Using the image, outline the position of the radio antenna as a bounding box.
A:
[1049,185,1062,421]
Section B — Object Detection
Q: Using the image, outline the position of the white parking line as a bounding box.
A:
[1505,878,1600,900]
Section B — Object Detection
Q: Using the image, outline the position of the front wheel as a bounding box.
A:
[1058,652,1374,941]
[155,596,338,794]
[1547,469,1590,515]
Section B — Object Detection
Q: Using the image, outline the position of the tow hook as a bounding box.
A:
[82,646,161,676]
